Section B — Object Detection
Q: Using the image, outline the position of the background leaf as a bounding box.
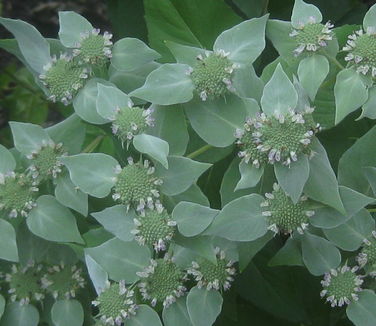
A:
[51,300,84,326]
[347,290,376,326]
[0,302,39,326]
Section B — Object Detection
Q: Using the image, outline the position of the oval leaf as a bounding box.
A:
[58,11,93,47]
[128,305,162,326]
[235,161,264,191]
[291,0,322,28]
[51,300,84,326]
[96,84,131,120]
[363,4,376,31]
[0,219,19,262]
[163,297,192,326]
[0,302,39,326]
[133,134,169,168]
[0,145,16,174]
[347,290,376,326]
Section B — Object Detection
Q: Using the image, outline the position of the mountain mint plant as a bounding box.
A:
[1,1,376,325]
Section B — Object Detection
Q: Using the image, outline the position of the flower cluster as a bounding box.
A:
[189,50,238,101]
[187,247,236,291]
[236,108,319,167]
[356,231,376,273]
[261,183,314,235]
[112,158,163,211]
[131,201,176,252]
[26,140,67,181]
[39,53,89,105]
[72,29,113,65]
[41,263,85,299]
[343,28,376,77]
[289,17,333,56]
[0,172,38,218]
[92,281,138,326]
[321,265,363,307]
[111,106,154,145]
[137,256,187,308]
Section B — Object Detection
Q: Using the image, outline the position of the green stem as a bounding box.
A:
[82,135,105,153]
[367,208,376,213]
[186,144,213,159]
[262,0,269,15]
[324,52,345,70]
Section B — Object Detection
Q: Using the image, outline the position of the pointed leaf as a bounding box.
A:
[0,145,16,174]
[85,238,150,283]
[187,287,223,326]
[334,68,368,124]
[266,20,297,59]
[165,41,206,66]
[163,297,192,326]
[58,11,93,47]
[133,134,169,168]
[0,219,19,262]
[347,290,376,326]
[27,195,83,244]
[112,38,160,72]
[363,4,376,31]
[0,18,50,73]
[60,153,118,198]
[269,237,304,267]
[91,205,135,242]
[261,63,298,115]
[213,15,268,66]
[155,156,211,196]
[275,155,310,204]
[130,64,194,105]
[172,202,219,237]
[301,233,341,276]
[360,85,376,119]
[291,0,322,28]
[128,305,162,326]
[85,254,108,295]
[0,302,39,326]
[297,54,329,101]
[96,84,131,120]
[235,161,264,190]
[51,300,84,326]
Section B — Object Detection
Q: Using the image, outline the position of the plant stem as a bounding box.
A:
[367,208,376,213]
[324,52,345,70]
[186,144,213,159]
[83,135,105,153]
[262,0,270,15]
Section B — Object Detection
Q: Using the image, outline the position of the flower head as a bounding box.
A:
[39,53,89,105]
[92,281,138,326]
[187,247,236,291]
[137,256,187,308]
[0,172,38,218]
[26,140,67,181]
[356,231,376,269]
[112,158,163,212]
[131,201,176,252]
[111,106,154,145]
[190,50,238,101]
[290,17,333,56]
[343,28,376,77]
[5,262,45,305]
[41,263,85,299]
[320,265,363,307]
[73,29,113,65]
[261,183,314,235]
[236,108,319,167]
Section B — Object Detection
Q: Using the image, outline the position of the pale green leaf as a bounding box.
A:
[60,153,118,198]
[0,145,16,174]
[85,254,108,295]
[96,84,131,120]
[269,237,304,267]
[291,0,322,28]
[0,295,5,318]
[165,41,205,66]
[266,20,297,59]
[235,161,264,191]
[51,300,84,326]
[360,85,376,119]
[347,290,376,326]
[0,219,19,262]
[0,302,39,326]
[127,305,162,326]
[58,11,93,47]
[163,297,192,326]
[363,4,376,31]
[133,134,169,168]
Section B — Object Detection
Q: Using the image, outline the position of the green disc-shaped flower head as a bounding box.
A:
[343,28,376,76]
[92,280,138,326]
[73,29,113,65]
[137,256,187,308]
[0,172,39,218]
[187,247,236,291]
[190,50,238,101]
[5,262,45,305]
[132,201,176,252]
[289,17,333,56]
[236,107,319,167]
[111,105,154,145]
[41,263,85,299]
[112,157,163,211]
[39,53,89,105]
[357,231,376,269]
[261,183,315,234]
[26,140,67,181]
[320,265,363,307]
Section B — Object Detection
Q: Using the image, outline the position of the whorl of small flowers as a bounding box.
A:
[73,29,113,65]
[26,140,67,181]
[5,262,45,305]
[92,280,138,326]
[343,27,376,77]
[131,201,176,252]
[112,157,163,212]
[356,231,376,269]
[187,247,236,291]
[0,172,38,218]
[289,16,333,56]
[261,183,315,235]
[320,265,363,307]
[235,107,319,167]
[137,255,187,308]
[39,53,89,105]
[41,263,85,299]
[189,50,238,101]
[111,103,154,146]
